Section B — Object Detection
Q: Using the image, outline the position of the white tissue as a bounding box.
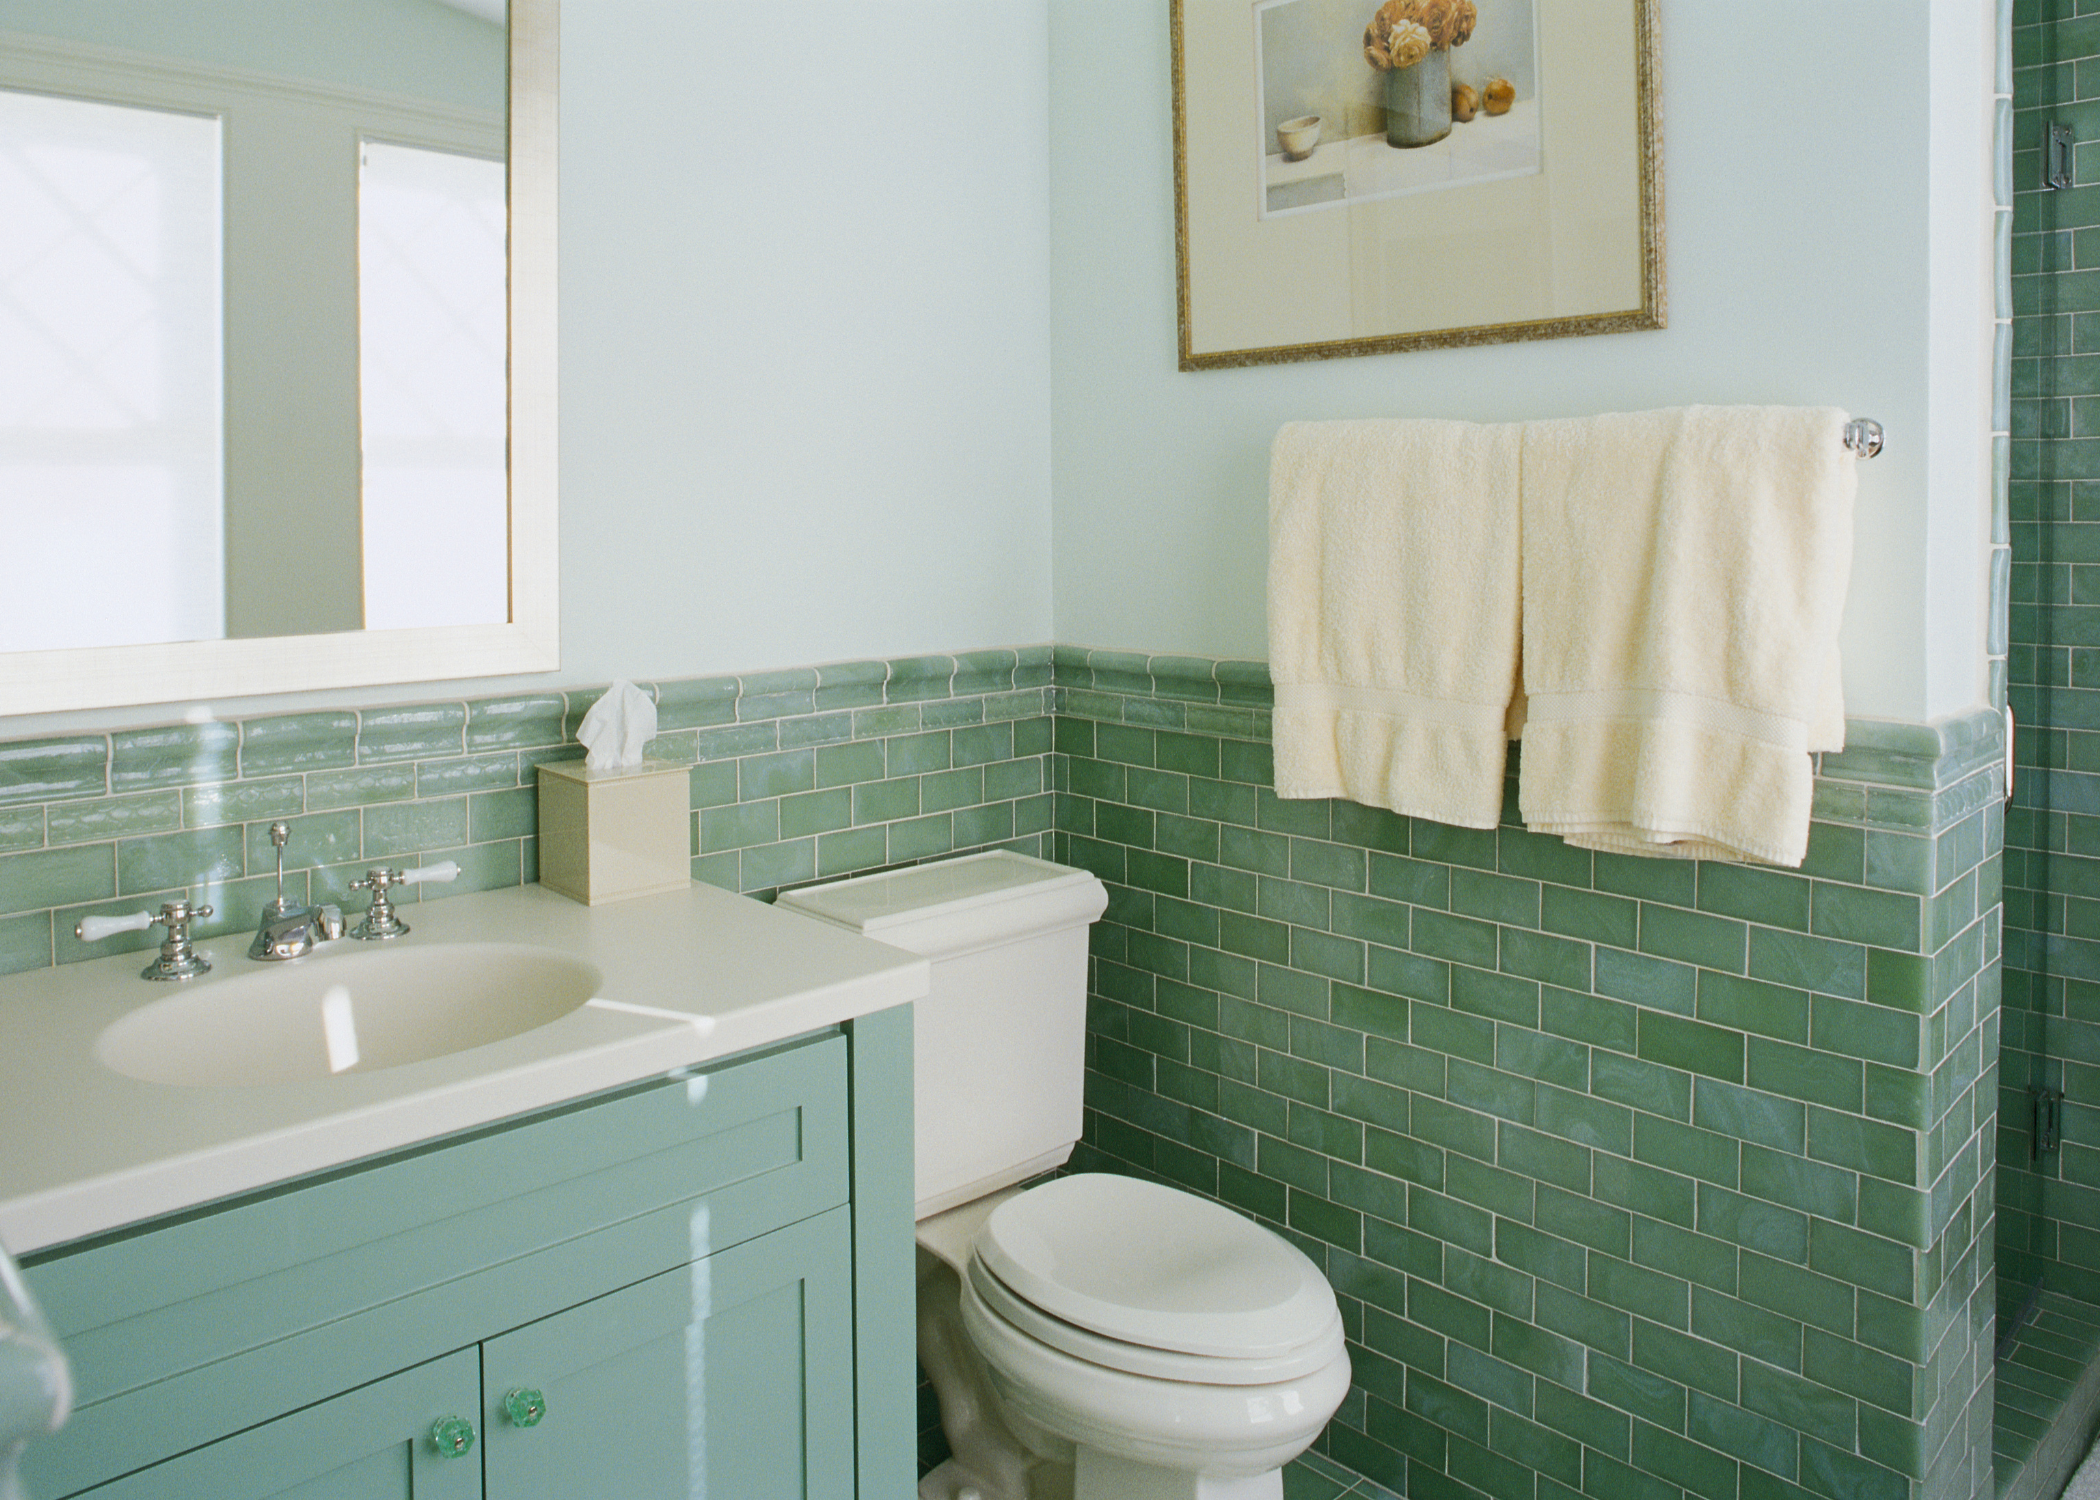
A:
[577,681,657,770]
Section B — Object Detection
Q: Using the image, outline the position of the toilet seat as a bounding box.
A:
[959,1269,1354,1481]
[975,1174,1338,1360]
[967,1253,1346,1386]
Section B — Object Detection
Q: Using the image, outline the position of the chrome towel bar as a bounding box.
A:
[1843,418,1883,459]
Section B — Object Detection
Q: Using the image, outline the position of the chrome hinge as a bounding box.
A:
[2034,1086,2066,1160]
[2048,123,2076,191]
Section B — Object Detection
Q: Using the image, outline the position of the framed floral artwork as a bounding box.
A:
[1173,0,1664,369]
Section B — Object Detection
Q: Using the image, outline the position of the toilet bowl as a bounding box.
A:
[779,853,1352,1500]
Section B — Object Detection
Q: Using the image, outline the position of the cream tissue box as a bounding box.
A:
[536,759,691,905]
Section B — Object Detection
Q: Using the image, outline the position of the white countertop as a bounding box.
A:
[0,882,929,1255]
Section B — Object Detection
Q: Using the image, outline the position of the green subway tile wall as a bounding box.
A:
[2004,10,2100,1498]
[0,649,1055,974]
[1055,651,2004,1500]
[0,641,2009,1500]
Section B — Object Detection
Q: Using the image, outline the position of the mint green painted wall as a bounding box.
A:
[1047,0,1993,725]
[0,0,1055,743]
[0,0,505,111]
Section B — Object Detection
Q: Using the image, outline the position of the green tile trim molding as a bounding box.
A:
[1053,648,2003,1500]
[0,648,1057,977]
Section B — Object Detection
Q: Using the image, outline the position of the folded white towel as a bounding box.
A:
[1516,406,1856,866]
[1268,419,1522,829]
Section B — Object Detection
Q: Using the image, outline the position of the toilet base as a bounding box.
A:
[1075,1448,1282,1500]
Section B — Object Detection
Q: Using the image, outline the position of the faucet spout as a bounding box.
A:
[248,822,344,960]
[248,904,344,962]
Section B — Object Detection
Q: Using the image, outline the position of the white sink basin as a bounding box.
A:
[94,943,603,1087]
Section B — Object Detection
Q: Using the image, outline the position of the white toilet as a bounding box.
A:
[779,851,1352,1500]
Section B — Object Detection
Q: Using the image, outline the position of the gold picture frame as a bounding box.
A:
[1173,0,1664,370]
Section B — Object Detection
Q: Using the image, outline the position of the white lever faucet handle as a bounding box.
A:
[400,860,460,887]
[75,911,156,943]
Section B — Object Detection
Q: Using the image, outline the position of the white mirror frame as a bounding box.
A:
[0,2,558,716]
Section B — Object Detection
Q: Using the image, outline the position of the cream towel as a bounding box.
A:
[1268,419,1522,829]
[1517,406,1856,866]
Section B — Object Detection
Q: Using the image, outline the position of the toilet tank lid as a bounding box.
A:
[777,852,1105,953]
[975,1174,1338,1360]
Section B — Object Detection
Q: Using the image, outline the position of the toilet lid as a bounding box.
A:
[973,1174,1338,1359]
[967,1253,1347,1385]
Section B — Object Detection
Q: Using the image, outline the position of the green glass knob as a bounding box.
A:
[430,1415,476,1458]
[504,1387,547,1428]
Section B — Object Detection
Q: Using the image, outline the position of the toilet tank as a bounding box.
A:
[777,852,1107,1219]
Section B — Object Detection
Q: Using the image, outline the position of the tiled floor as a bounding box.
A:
[1995,1290,2100,1500]
[1285,1449,1396,1500]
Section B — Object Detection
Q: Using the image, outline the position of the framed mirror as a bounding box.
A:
[0,0,557,715]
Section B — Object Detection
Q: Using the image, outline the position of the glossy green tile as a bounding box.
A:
[1636,1013,1745,1085]
[184,775,305,828]
[1595,947,1697,1015]
[245,811,361,874]
[1697,862,1812,931]
[240,712,357,778]
[0,913,52,975]
[1740,1144,1857,1224]
[466,693,569,750]
[1801,1329,1913,1417]
[363,797,469,858]
[469,788,536,843]
[818,825,887,877]
[1751,929,1867,1000]
[1640,905,1748,974]
[117,826,242,897]
[886,655,956,703]
[780,789,853,841]
[109,722,234,793]
[1687,1392,1798,1481]
[416,753,522,798]
[1810,995,1922,1068]
[1694,1081,1806,1155]
[703,800,778,852]
[358,703,464,763]
[0,807,41,855]
[891,813,956,863]
[45,793,181,848]
[738,668,817,721]
[1746,1039,1864,1115]
[1811,882,1923,951]
[742,838,816,892]
[847,777,917,829]
[305,764,417,812]
[1805,1107,1917,1185]
[1541,886,1638,949]
[739,748,817,801]
[1697,1184,1808,1263]
[814,659,888,712]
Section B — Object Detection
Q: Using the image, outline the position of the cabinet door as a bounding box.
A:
[77,1348,482,1500]
[481,1205,854,1499]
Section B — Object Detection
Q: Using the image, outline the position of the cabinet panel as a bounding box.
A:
[482,1206,854,1499]
[25,1034,847,1496]
[79,1349,481,1500]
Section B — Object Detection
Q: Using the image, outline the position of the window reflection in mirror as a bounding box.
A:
[0,1,510,654]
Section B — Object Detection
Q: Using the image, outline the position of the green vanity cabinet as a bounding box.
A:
[17,1006,916,1499]
[74,1349,485,1499]
[481,1208,854,1498]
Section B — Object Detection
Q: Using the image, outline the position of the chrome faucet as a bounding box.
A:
[348,860,460,941]
[249,823,343,961]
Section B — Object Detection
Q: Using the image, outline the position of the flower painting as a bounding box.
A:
[1257,0,1541,219]
[1173,0,1662,367]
